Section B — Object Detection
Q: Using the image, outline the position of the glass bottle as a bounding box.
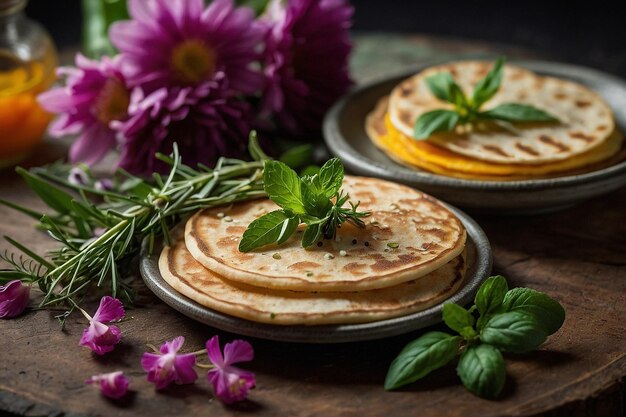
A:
[0,0,57,167]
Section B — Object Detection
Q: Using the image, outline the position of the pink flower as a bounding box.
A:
[78,296,125,355]
[110,0,265,93]
[0,280,30,318]
[142,336,198,389]
[85,371,129,399]
[260,0,353,136]
[206,335,255,404]
[38,54,130,166]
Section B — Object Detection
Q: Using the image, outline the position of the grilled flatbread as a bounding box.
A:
[185,176,466,292]
[388,61,615,164]
[160,231,468,325]
[367,95,624,180]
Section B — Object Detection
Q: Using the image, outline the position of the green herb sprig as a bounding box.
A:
[413,57,559,139]
[238,158,370,252]
[384,275,565,398]
[0,134,269,314]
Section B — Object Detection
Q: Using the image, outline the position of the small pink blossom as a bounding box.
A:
[85,371,129,399]
[206,335,255,404]
[0,280,30,318]
[79,296,125,355]
[142,336,197,389]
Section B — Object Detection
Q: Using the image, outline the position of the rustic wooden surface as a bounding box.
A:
[1,35,625,417]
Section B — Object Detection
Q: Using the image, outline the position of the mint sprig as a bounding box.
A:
[238,158,370,252]
[384,275,565,399]
[413,57,560,140]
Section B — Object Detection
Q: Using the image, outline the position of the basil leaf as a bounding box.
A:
[312,157,344,199]
[475,275,508,316]
[413,110,459,140]
[480,103,559,123]
[301,222,323,248]
[424,73,452,101]
[238,210,299,252]
[480,311,547,353]
[457,344,505,399]
[443,303,475,334]
[263,160,305,214]
[499,288,565,335]
[471,57,505,108]
[384,332,461,390]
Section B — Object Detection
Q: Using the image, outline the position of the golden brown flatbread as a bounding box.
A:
[388,61,615,164]
[160,231,468,325]
[185,176,466,292]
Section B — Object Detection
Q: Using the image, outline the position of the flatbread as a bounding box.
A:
[185,176,466,292]
[160,231,468,325]
[388,61,615,164]
[367,95,624,180]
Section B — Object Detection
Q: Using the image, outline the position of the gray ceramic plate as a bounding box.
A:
[323,60,626,214]
[140,205,492,343]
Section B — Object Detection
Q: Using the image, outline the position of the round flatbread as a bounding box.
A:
[367,95,624,180]
[185,176,466,292]
[388,61,615,164]
[161,231,468,325]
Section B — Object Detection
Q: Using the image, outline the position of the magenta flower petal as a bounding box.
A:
[110,0,264,93]
[92,296,125,323]
[78,296,125,355]
[261,0,353,136]
[0,280,30,318]
[86,371,129,399]
[116,79,253,174]
[142,336,198,390]
[38,54,130,166]
[205,336,256,403]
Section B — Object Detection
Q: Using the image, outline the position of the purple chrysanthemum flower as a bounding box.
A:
[110,0,265,93]
[260,0,353,136]
[114,74,252,175]
[38,54,130,165]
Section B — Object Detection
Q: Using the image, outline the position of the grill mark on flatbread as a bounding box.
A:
[597,125,608,132]
[515,143,540,156]
[161,232,469,325]
[554,92,567,100]
[399,110,412,125]
[569,131,595,142]
[400,86,412,97]
[483,145,510,157]
[539,135,570,152]
[289,261,322,271]
[576,100,592,108]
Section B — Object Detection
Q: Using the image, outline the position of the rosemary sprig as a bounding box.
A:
[0,134,268,308]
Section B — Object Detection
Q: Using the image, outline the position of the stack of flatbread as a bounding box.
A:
[159,176,469,325]
[366,61,625,180]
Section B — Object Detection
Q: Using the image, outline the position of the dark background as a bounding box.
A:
[25,0,626,77]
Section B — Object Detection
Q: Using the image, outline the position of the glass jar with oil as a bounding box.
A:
[0,0,57,167]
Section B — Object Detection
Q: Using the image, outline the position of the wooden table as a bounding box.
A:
[1,35,625,417]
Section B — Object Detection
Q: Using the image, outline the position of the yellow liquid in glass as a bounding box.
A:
[0,49,56,164]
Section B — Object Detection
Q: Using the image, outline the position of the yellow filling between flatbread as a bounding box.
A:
[375,113,623,179]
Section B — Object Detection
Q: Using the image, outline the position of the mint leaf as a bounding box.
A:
[312,157,344,199]
[301,179,332,218]
[499,288,565,335]
[475,275,508,316]
[480,311,547,353]
[385,332,461,390]
[413,110,459,140]
[238,210,299,252]
[301,222,323,248]
[457,344,505,399]
[471,57,505,108]
[443,303,475,334]
[480,103,559,123]
[263,160,305,214]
